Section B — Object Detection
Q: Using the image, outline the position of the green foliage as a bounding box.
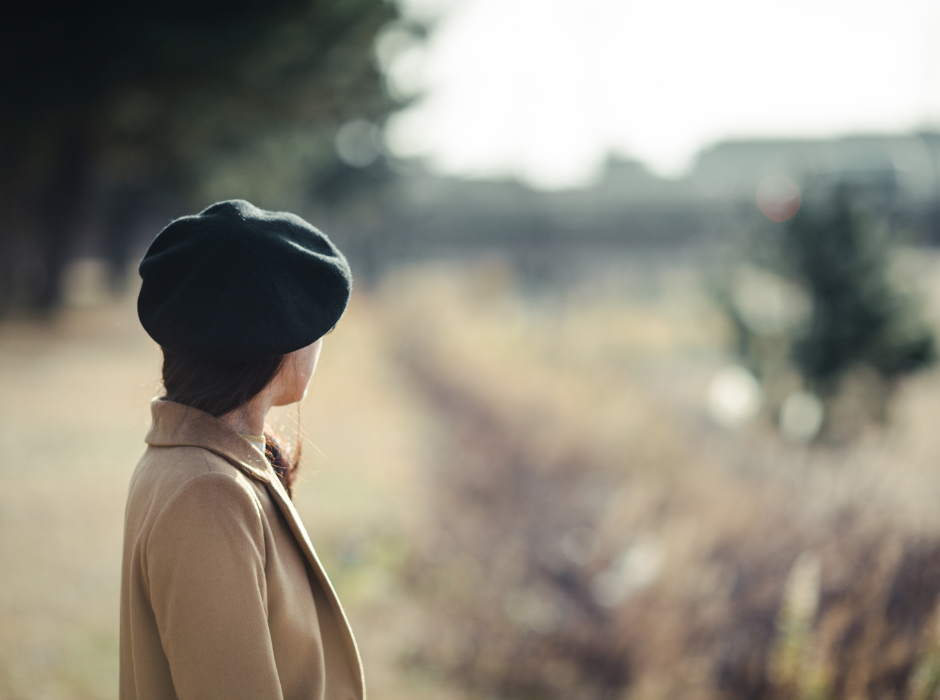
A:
[0,0,405,309]
[721,185,936,437]
[2,0,398,165]
[783,188,935,393]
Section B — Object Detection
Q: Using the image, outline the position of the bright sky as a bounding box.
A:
[382,0,940,189]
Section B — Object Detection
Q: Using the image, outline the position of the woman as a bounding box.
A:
[119,200,364,700]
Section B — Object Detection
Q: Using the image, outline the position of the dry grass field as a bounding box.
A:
[6,259,940,698]
[381,262,940,700]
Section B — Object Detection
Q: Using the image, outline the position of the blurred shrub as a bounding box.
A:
[719,186,935,439]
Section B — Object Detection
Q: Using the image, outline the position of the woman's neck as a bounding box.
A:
[219,388,274,436]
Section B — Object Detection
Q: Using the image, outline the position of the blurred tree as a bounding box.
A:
[723,185,935,437]
[0,0,406,310]
[786,187,935,394]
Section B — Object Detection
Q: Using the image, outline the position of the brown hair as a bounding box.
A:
[162,350,302,496]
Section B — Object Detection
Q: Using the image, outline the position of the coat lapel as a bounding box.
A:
[263,474,366,697]
[146,399,366,697]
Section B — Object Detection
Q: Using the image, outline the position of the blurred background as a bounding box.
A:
[4,0,940,697]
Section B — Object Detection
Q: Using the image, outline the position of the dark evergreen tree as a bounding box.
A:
[784,187,935,396]
[0,0,406,310]
[719,184,935,438]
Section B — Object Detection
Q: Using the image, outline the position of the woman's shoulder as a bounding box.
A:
[129,445,264,519]
[124,445,273,560]
[133,441,238,481]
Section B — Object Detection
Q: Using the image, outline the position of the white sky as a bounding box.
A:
[383,0,940,189]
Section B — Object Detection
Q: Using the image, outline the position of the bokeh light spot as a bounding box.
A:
[779,390,824,443]
[707,365,763,428]
[756,174,801,222]
[335,119,382,167]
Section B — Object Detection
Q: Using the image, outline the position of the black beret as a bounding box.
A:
[138,199,352,362]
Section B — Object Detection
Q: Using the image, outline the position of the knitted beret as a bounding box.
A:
[138,199,352,362]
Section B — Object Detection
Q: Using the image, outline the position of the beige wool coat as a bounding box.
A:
[120,399,365,700]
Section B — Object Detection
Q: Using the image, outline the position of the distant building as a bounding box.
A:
[335,132,940,281]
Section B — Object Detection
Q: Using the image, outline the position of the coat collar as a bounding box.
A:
[145,398,272,483]
[145,398,366,697]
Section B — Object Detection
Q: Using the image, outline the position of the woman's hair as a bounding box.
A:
[162,350,302,496]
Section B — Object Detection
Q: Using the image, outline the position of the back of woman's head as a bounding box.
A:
[161,350,301,495]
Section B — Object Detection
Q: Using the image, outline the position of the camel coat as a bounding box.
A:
[119,399,365,700]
